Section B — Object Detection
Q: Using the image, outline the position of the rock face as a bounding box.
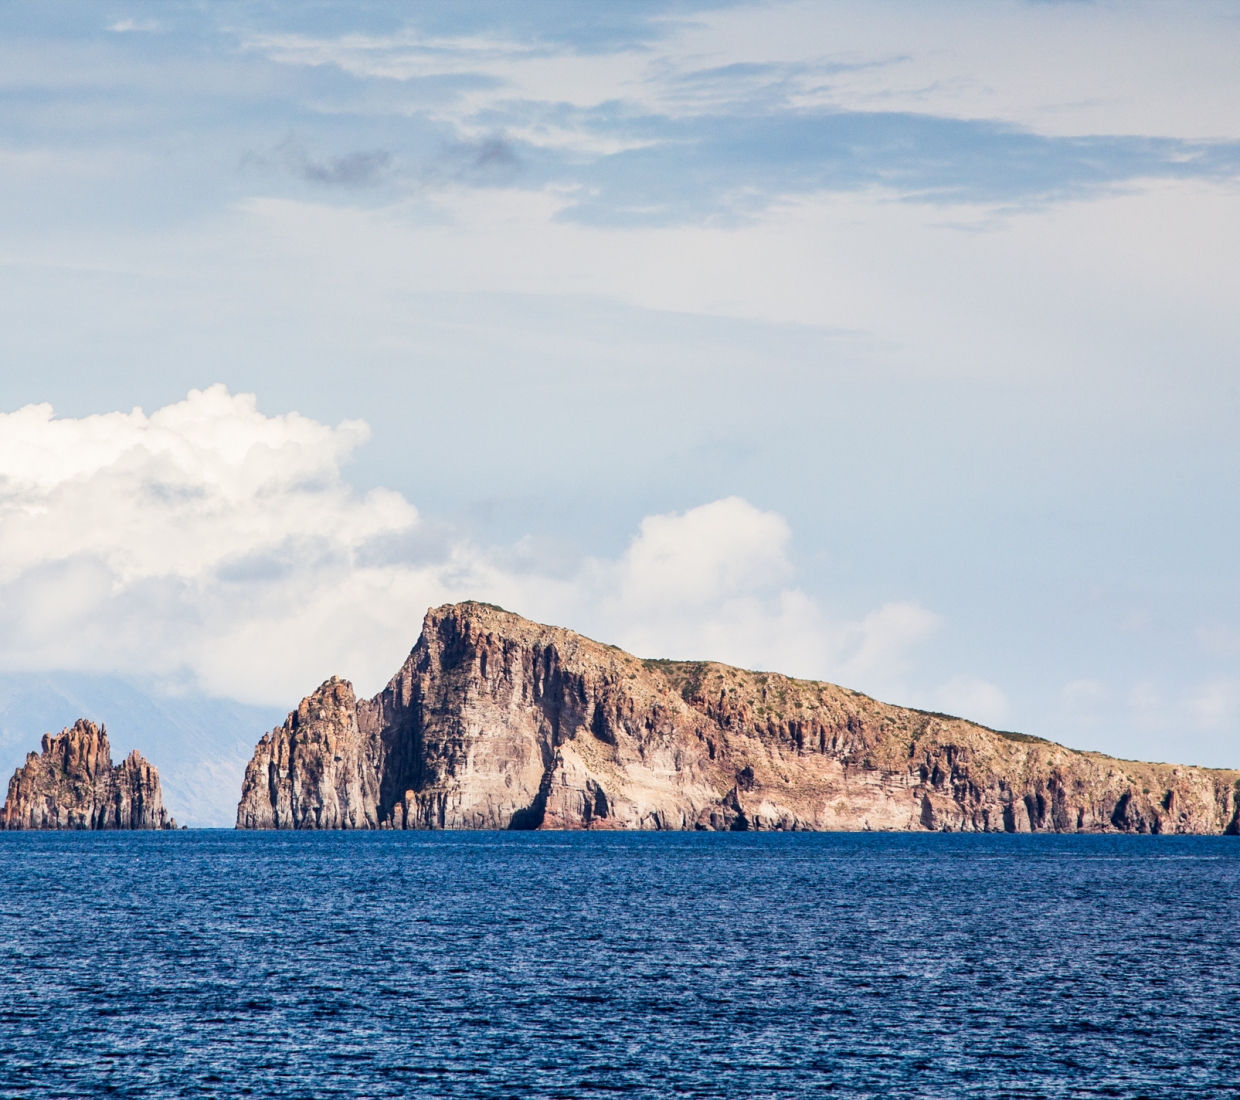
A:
[1,719,177,830]
[237,602,1240,834]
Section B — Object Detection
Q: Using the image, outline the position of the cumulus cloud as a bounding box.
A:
[0,388,943,708]
[836,603,940,687]
[0,386,433,701]
[611,496,793,611]
[546,497,939,695]
[0,384,408,582]
[568,497,814,671]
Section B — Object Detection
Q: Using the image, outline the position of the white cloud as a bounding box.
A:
[687,1,1240,140]
[930,674,1010,728]
[1062,678,1108,713]
[835,602,940,686]
[1187,680,1239,731]
[108,19,161,34]
[1128,680,1164,728]
[569,497,813,670]
[0,384,409,584]
[532,497,938,694]
[612,496,793,609]
[0,385,432,702]
[244,2,1240,141]
[234,173,1240,385]
[0,390,941,707]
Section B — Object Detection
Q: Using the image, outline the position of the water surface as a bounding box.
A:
[1,831,1237,1098]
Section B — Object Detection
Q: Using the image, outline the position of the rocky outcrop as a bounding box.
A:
[236,677,381,830]
[1,719,177,830]
[237,602,1240,834]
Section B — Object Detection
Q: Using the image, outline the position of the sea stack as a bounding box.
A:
[0,719,177,830]
[237,601,1240,834]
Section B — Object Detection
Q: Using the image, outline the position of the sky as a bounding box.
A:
[1,0,1239,822]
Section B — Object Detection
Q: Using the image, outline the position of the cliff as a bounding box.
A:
[1,719,177,830]
[237,602,1240,834]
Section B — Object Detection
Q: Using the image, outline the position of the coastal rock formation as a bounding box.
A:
[1,719,177,830]
[237,602,1240,834]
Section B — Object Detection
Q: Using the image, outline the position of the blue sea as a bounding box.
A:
[1,832,1237,1099]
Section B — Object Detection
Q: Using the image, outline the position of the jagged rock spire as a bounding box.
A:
[1,719,177,830]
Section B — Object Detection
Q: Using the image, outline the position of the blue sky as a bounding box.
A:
[1,0,1239,822]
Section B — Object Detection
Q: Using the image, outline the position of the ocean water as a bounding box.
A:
[0,832,1237,1099]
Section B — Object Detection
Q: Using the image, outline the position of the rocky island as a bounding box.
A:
[237,601,1240,834]
[1,719,177,830]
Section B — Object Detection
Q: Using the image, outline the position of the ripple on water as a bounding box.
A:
[0,830,1238,1099]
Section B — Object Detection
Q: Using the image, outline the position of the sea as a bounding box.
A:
[1,831,1237,1099]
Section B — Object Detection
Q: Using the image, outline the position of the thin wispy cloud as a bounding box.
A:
[274,140,394,187]
[107,18,161,34]
[230,12,1240,225]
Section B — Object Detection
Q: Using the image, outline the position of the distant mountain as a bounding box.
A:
[237,602,1240,834]
[0,674,285,827]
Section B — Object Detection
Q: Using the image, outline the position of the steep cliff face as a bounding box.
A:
[236,677,381,829]
[237,602,1240,834]
[1,719,177,830]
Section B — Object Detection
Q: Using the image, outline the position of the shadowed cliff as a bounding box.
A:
[237,602,1240,834]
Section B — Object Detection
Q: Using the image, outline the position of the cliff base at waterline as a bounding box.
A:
[237,602,1240,834]
[1,719,177,830]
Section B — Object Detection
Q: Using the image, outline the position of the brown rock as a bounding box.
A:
[1,719,177,830]
[235,677,381,829]
[236,602,1240,834]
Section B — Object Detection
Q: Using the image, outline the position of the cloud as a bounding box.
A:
[1062,677,1108,714]
[238,4,1240,143]
[0,386,425,702]
[612,496,793,610]
[0,389,943,708]
[234,10,1240,226]
[563,111,1240,226]
[930,675,1010,729]
[265,141,393,187]
[1187,680,1239,731]
[569,497,817,671]
[246,135,522,196]
[551,497,938,695]
[107,19,160,34]
[300,150,393,187]
[0,384,407,584]
[835,602,939,686]
[442,136,523,183]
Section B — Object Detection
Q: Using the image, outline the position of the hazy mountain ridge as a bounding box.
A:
[237,602,1240,834]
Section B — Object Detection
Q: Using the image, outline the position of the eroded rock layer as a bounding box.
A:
[1,719,176,830]
[237,602,1240,833]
